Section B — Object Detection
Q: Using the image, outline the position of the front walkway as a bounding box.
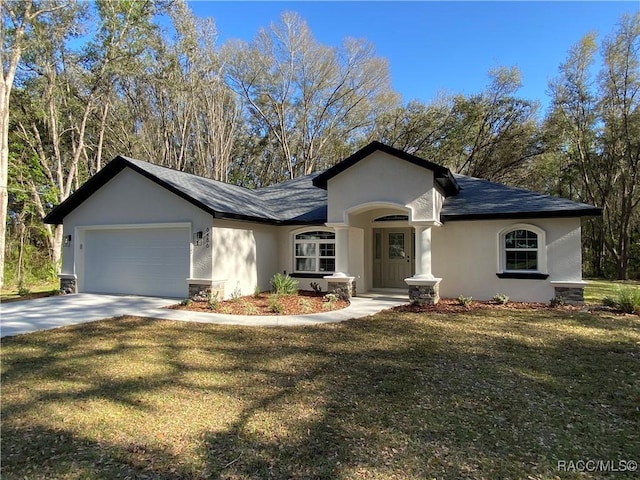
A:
[150,292,408,327]
[1,292,408,337]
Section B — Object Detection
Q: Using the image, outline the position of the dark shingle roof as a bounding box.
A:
[255,173,327,224]
[44,145,600,226]
[440,174,601,221]
[122,157,281,222]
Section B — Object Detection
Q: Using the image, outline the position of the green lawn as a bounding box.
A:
[2,307,639,479]
[584,279,640,305]
[0,281,59,303]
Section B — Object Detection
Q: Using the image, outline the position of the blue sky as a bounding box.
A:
[188,1,638,113]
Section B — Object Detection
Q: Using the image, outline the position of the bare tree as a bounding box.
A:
[224,12,398,183]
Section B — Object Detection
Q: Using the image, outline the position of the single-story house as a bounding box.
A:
[44,141,600,304]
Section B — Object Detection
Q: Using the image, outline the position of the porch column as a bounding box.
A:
[413,225,433,278]
[324,225,355,297]
[406,223,441,305]
[334,225,350,277]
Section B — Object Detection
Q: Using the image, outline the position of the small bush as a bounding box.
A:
[298,298,313,313]
[268,295,284,314]
[323,293,338,304]
[309,282,323,295]
[602,296,618,308]
[493,293,509,305]
[242,302,260,315]
[230,283,242,302]
[616,286,640,314]
[550,296,565,307]
[17,283,31,297]
[253,284,262,298]
[270,273,298,295]
[457,295,472,307]
[207,291,219,311]
[180,298,192,307]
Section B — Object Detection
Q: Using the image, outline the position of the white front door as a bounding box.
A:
[374,228,414,288]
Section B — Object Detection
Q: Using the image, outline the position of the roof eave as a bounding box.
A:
[440,207,602,222]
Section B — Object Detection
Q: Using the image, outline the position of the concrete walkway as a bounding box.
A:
[149,292,408,327]
[1,292,408,337]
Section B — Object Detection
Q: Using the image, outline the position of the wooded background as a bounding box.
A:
[1,0,638,289]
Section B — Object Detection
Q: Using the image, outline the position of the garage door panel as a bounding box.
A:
[83,227,190,297]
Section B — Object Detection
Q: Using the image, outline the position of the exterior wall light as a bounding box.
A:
[193,231,203,246]
[64,234,72,247]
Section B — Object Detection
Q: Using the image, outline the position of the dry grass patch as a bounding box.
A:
[2,308,639,479]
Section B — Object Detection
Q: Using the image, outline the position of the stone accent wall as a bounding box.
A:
[327,280,355,299]
[59,275,77,295]
[553,286,584,305]
[409,283,440,305]
[189,281,225,301]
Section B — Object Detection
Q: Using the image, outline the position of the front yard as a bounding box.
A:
[2,305,639,479]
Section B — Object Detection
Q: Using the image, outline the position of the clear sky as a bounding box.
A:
[188,1,639,114]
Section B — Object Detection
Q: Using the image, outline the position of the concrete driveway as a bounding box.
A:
[0,293,177,338]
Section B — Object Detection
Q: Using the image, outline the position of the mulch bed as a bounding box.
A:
[168,290,349,316]
[392,297,640,315]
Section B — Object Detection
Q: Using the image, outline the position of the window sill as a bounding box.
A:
[290,272,333,279]
[496,272,549,280]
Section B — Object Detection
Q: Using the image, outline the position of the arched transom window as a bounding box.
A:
[294,230,335,274]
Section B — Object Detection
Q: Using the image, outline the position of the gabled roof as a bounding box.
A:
[440,174,601,221]
[312,141,460,196]
[44,143,600,226]
[44,156,321,225]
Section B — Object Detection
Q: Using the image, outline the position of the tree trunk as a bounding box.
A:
[0,82,9,289]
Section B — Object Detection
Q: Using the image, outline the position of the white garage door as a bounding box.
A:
[83,226,190,298]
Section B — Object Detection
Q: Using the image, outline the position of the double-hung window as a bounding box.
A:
[294,231,335,274]
[498,224,548,278]
[504,229,539,271]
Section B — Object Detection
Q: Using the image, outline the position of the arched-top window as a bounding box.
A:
[498,224,547,276]
[294,230,335,274]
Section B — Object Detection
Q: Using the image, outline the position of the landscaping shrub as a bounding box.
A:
[17,283,31,297]
[207,291,219,311]
[615,286,640,314]
[550,296,565,307]
[309,281,323,295]
[270,273,298,295]
[457,295,472,307]
[230,282,242,302]
[493,293,509,305]
[268,295,284,313]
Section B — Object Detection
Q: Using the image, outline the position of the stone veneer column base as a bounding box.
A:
[551,281,586,305]
[188,279,225,301]
[405,277,442,305]
[58,274,77,294]
[325,275,356,298]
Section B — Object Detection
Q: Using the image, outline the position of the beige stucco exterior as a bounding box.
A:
[431,218,583,302]
[211,219,278,297]
[55,149,590,303]
[326,151,439,224]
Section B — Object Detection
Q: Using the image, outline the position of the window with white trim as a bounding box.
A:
[294,230,335,274]
[505,229,538,271]
[498,224,547,276]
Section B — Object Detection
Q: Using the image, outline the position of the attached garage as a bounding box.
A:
[81,225,190,298]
